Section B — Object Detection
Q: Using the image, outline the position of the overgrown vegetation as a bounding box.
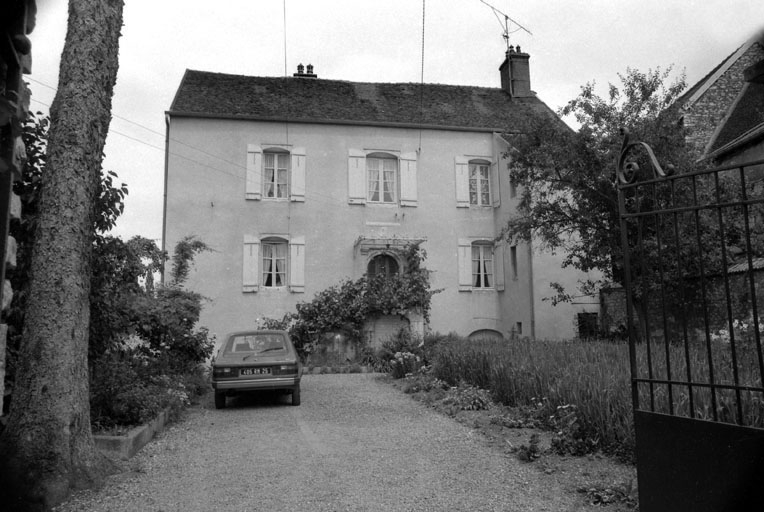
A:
[261,243,438,358]
[389,333,764,463]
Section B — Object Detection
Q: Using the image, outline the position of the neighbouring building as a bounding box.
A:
[679,29,764,164]
[162,47,599,345]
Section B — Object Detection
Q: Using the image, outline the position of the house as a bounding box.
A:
[162,47,599,345]
[679,29,764,164]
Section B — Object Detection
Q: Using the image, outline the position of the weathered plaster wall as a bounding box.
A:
[164,117,537,344]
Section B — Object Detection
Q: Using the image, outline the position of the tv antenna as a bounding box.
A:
[478,0,532,51]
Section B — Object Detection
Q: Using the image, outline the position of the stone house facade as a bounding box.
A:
[679,29,764,164]
[162,48,599,345]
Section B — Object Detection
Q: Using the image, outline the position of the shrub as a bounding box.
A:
[282,242,438,356]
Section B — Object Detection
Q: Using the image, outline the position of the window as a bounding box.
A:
[578,313,599,339]
[262,239,287,287]
[348,150,417,206]
[367,155,397,203]
[510,245,518,280]
[242,235,305,293]
[458,239,504,292]
[245,145,306,202]
[472,243,494,288]
[368,254,399,278]
[455,156,498,208]
[469,160,491,205]
[263,151,289,199]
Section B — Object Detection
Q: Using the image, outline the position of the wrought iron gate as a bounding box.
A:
[617,134,764,512]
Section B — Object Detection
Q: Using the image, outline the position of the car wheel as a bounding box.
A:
[214,391,226,409]
[291,384,301,406]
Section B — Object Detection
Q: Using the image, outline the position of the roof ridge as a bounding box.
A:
[182,68,503,91]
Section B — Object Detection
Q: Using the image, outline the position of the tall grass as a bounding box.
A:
[432,337,635,457]
[431,335,764,461]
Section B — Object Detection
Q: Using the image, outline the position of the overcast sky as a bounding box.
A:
[28,0,764,245]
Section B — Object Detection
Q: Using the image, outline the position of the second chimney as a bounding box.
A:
[293,63,317,78]
[499,46,531,98]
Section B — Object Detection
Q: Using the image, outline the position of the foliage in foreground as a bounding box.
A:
[4,112,215,428]
[427,336,635,459]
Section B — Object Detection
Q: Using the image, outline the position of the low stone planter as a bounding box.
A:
[94,408,169,460]
[304,365,377,374]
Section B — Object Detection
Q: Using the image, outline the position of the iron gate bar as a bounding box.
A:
[692,173,719,420]
[653,184,675,414]
[713,170,744,424]
[739,167,764,383]
[632,378,764,393]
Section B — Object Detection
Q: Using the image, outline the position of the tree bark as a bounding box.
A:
[0,1,124,509]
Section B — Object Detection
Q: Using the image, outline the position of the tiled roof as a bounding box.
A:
[708,81,764,156]
[728,257,764,274]
[169,69,557,132]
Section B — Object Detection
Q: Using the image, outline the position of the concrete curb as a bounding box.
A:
[94,408,170,460]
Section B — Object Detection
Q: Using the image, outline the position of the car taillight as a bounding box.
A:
[213,367,237,378]
[273,364,297,375]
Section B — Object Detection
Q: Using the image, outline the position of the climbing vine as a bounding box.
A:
[270,243,438,353]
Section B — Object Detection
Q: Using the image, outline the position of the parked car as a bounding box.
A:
[211,330,303,409]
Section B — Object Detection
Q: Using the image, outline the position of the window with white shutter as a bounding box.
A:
[458,239,503,291]
[246,145,307,201]
[289,236,305,293]
[242,235,260,292]
[399,151,418,207]
[290,147,306,202]
[348,149,366,204]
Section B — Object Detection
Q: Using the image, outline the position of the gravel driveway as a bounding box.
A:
[55,374,591,511]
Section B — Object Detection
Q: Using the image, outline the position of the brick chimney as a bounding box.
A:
[293,63,317,78]
[499,46,531,97]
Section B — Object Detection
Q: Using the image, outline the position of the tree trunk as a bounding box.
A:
[0,1,124,509]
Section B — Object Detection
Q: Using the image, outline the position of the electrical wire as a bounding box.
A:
[418,0,426,153]
[28,95,353,211]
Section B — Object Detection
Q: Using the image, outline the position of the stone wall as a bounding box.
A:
[684,42,764,155]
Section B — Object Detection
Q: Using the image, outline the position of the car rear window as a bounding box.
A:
[224,333,288,355]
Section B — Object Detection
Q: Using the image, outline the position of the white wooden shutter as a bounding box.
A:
[243,235,260,292]
[455,156,470,208]
[289,235,305,293]
[457,238,473,291]
[290,147,306,202]
[348,149,366,204]
[399,151,418,207]
[494,242,505,291]
[246,144,262,200]
[491,160,501,208]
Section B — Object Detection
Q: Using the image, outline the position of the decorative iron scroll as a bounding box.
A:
[616,128,674,184]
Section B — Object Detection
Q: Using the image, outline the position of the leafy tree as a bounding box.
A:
[0,1,126,508]
[503,67,693,306]
[5,112,134,367]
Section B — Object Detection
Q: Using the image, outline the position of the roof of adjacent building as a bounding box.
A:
[677,30,764,160]
[168,69,558,132]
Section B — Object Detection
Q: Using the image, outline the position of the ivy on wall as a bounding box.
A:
[263,243,439,353]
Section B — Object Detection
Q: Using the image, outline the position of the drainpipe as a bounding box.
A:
[160,113,170,284]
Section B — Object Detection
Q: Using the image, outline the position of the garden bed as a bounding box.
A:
[94,407,170,460]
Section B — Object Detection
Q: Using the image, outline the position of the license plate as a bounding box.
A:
[241,367,271,376]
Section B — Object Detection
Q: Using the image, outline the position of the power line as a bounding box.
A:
[27,96,354,211]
